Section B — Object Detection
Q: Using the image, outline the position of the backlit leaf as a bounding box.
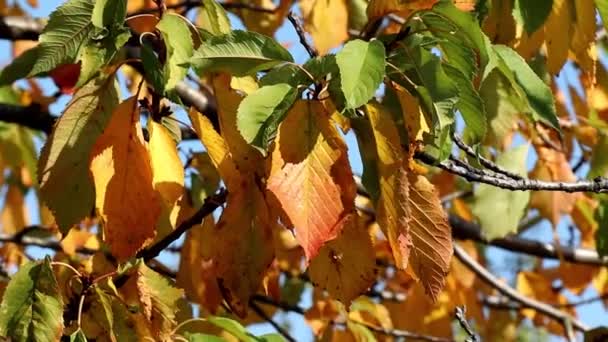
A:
[90,97,162,259]
[268,100,356,261]
[38,75,118,233]
[157,13,194,93]
[308,214,376,306]
[149,120,184,208]
[0,258,63,342]
[512,0,552,35]
[198,0,231,35]
[333,39,385,110]
[408,174,453,301]
[300,0,349,55]
[191,30,293,76]
[29,0,94,76]
[236,83,298,154]
[472,145,530,239]
[365,102,411,269]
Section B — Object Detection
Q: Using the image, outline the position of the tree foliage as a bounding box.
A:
[0,0,606,341]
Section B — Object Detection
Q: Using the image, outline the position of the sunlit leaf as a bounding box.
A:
[300,0,349,55]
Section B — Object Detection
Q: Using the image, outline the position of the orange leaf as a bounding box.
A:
[407,174,452,301]
[90,97,161,260]
[210,180,275,317]
[529,146,579,226]
[308,214,376,306]
[0,185,28,235]
[177,216,222,313]
[126,14,160,34]
[366,0,438,23]
[268,100,355,261]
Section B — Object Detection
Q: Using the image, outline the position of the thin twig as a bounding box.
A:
[452,135,524,180]
[454,306,478,342]
[287,12,318,58]
[416,151,608,193]
[453,244,589,332]
[136,189,227,261]
[250,300,297,342]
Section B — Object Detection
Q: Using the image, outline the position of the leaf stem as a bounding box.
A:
[51,261,82,278]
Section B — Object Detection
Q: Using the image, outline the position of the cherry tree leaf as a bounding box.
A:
[157,13,194,93]
[38,75,118,233]
[268,100,356,261]
[236,83,298,154]
[299,0,349,55]
[191,31,293,76]
[308,214,376,306]
[90,97,161,259]
[0,258,63,342]
[408,174,453,301]
[198,0,231,35]
[149,120,184,207]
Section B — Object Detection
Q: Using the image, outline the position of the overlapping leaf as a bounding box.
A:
[38,75,118,233]
[191,30,294,76]
[89,97,161,259]
[267,100,356,261]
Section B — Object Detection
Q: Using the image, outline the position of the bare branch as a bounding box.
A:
[249,300,297,342]
[0,103,56,134]
[0,16,44,40]
[452,134,524,180]
[136,189,227,261]
[287,12,318,58]
[453,244,589,332]
[416,151,608,193]
[454,306,478,342]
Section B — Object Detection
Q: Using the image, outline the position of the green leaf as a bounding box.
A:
[191,30,294,76]
[333,39,385,110]
[0,47,39,85]
[206,316,257,342]
[0,258,64,342]
[237,83,298,154]
[597,0,608,32]
[38,75,119,233]
[186,333,226,342]
[427,1,489,72]
[443,64,486,144]
[512,0,552,35]
[70,329,87,342]
[259,333,286,342]
[76,28,130,88]
[199,0,231,35]
[0,123,38,184]
[157,13,195,92]
[596,199,608,258]
[472,145,530,239]
[260,64,310,87]
[92,0,127,28]
[588,133,608,179]
[29,0,95,76]
[351,116,380,204]
[141,41,166,94]
[90,287,116,340]
[493,45,560,133]
[346,0,369,31]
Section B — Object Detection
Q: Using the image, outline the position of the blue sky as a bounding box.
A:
[1,1,606,340]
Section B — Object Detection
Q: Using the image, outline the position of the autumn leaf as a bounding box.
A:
[229,0,291,36]
[366,0,438,23]
[299,0,349,55]
[0,185,28,235]
[177,217,222,313]
[38,75,118,233]
[90,96,161,259]
[407,174,453,301]
[308,214,376,306]
[210,180,275,317]
[364,102,412,270]
[49,62,81,94]
[267,100,356,261]
[529,146,579,226]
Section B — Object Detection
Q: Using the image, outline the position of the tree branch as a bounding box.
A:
[136,189,227,261]
[453,244,589,332]
[249,300,297,342]
[416,151,608,193]
[452,134,524,180]
[287,12,318,58]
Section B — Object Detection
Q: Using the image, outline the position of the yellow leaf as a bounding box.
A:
[558,262,597,295]
[482,0,515,44]
[300,0,349,55]
[407,174,453,301]
[305,298,343,337]
[268,100,356,260]
[393,84,430,142]
[308,214,376,306]
[529,146,579,226]
[571,195,598,248]
[211,74,264,175]
[229,0,291,36]
[366,0,438,23]
[210,180,275,317]
[188,107,240,190]
[569,0,596,71]
[177,217,222,313]
[0,185,27,235]
[90,97,162,260]
[60,229,100,256]
[230,76,259,95]
[516,271,573,321]
[149,121,184,207]
[366,102,412,269]
[543,0,572,74]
